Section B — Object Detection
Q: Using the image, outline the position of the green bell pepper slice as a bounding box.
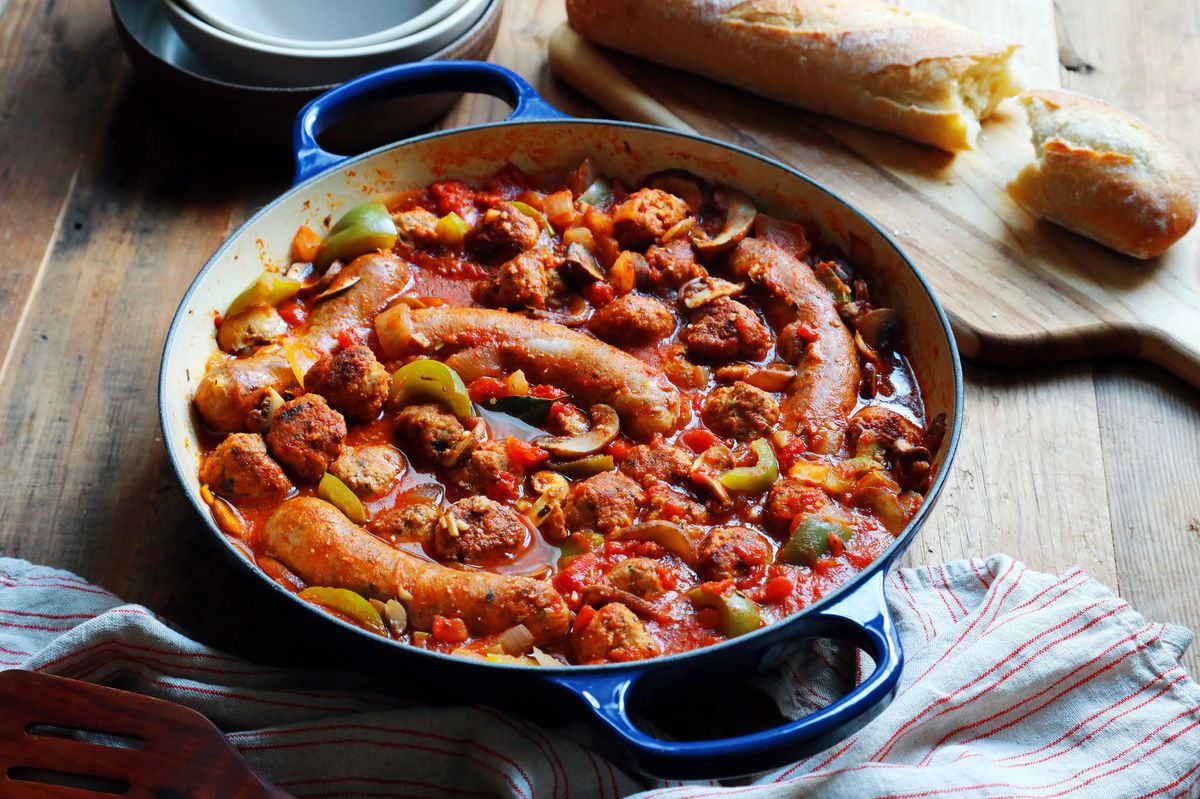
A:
[298,587,387,635]
[687,585,761,638]
[225,273,302,319]
[318,472,367,525]
[778,515,854,567]
[315,202,398,269]
[389,359,473,421]
[719,438,779,493]
[548,453,615,479]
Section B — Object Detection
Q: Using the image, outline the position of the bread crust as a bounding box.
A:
[1008,88,1200,259]
[565,0,1023,151]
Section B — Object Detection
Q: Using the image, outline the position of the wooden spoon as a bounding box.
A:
[0,669,289,798]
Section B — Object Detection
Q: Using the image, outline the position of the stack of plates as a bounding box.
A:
[111,0,503,144]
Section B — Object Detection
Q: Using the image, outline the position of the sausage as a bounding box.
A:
[729,239,859,455]
[374,306,683,440]
[264,497,570,643]
[195,253,410,432]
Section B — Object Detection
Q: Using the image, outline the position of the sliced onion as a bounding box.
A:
[493,623,535,656]
[443,345,505,382]
[530,646,562,666]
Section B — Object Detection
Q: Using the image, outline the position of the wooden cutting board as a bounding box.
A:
[547,5,1200,388]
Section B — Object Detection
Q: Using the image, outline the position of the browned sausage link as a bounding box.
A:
[729,239,859,455]
[263,497,570,643]
[195,253,411,432]
[374,306,683,440]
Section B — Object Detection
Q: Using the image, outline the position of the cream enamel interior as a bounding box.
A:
[161,120,959,570]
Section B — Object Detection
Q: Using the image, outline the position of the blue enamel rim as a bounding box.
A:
[159,61,964,779]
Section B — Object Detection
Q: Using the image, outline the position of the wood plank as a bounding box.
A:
[1056,0,1200,676]
[0,0,126,378]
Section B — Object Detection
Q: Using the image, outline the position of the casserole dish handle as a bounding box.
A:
[547,569,902,779]
[293,61,566,184]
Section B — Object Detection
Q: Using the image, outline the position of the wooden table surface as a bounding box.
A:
[0,0,1198,679]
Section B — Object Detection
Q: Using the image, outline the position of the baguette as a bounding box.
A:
[565,0,1024,152]
[1007,89,1200,259]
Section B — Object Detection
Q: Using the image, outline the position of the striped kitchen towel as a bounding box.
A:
[0,555,1197,798]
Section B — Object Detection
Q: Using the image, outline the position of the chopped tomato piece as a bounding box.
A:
[429,180,475,217]
[572,605,596,635]
[336,328,362,349]
[554,553,601,597]
[828,532,846,557]
[467,376,508,403]
[605,438,632,461]
[763,576,794,604]
[291,224,322,263]
[681,427,722,453]
[695,607,721,629]
[582,281,615,307]
[431,615,468,644]
[530,384,567,400]
[277,299,307,327]
[486,471,521,502]
[506,436,549,470]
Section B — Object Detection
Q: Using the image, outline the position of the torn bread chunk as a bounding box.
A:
[565,0,1024,152]
[1007,88,1199,259]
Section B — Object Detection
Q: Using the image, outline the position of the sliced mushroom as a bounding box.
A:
[527,294,591,327]
[854,308,902,351]
[690,445,733,506]
[579,586,669,623]
[562,242,605,284]
[217,303,289,354]
[714,362,797,392]
[533,404,619,458]
[679,276,745,310]
[693,189,756,254]
[311,273,362,304]
[645,169,706,213]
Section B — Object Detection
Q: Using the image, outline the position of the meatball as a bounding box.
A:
[609,557,665,598]
[644,481,708,524]
[764,478,829,536]
[696,526,773,582]
[620,439,693,486]
[367,500,440,544]
[612,188,689,248]
[681,298,773,362]
[701,381,780,440]
[645,237,706,293]
[392,207,440,246]
[304,345,389,422]
[587,293,675,345]
[473,248,562,310]
[330,445,403,496]
[573,603,661,664]
[563,471,643,535]
[265,394,346,482]
[395,403,471,468]
[433,495,529,564]
[448,440,514,494]
[200,432,292,503]
[467,204,540,261]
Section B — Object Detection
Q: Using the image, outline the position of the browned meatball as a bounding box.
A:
[563,471,643,535]
[764,478,827,536]
[434,495,529,564]
[392,208,440,246]
[467,204,540,261]
[368,500,440,544]
[304,345,389,422]
[682,298,772,363]
[695,526,773,582]
[645,481,708,524]
[612,189,689,248]
[200,432,292,503]
[266,394,346,482]
[702,381,780,440]
[645,237,706,293]
[448,440,514,494]
[472,248,562,310]
[609,557,665,598]
[573,603,661,664]
[330,445,403,496]
[395,403,471,468]
[620,439,693,486]
[587,293,675,345]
